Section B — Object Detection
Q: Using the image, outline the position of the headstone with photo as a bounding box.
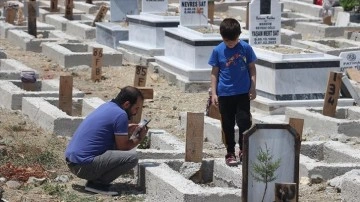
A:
[340,51,360,72]
[180,0,208,27]
[110,0,139,22]
[142,0,168,13]
[249,0,281,46]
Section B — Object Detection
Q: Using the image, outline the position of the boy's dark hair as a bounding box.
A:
[113,86,144,106]
[220,18,241,40]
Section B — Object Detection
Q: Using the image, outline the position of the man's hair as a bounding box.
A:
[220,18,241,40]
[114,86,144,105]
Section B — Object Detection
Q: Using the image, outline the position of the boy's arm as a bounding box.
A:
[211,67,219,105]
[248,62,257,100]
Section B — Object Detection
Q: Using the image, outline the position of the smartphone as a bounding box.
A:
[139,119,151,128]
[131,119,151,140]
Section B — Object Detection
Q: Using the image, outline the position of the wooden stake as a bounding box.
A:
[289,118,304,140]
[91,48,103,82]
[208,0,214,24]
[185,112,204,163]
[28,0,37,37]
[92,5,108,27]
[131,87,153,124]
[65,0,74,20]
[274,183,297,202]
[346,68,360,83]
[50,0,58,12]
[133,65,148,87]
[323,71,342,117]
[323,16,332,26]
[5,5,17,24]
[16,6,24,25]
[59,76,73,116]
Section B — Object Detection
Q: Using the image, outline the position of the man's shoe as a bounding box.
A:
[225,153,237,166]
[85,181,119,196]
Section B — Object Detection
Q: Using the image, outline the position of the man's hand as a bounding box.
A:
[211,94,219,107]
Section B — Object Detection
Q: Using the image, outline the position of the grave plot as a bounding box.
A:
[292,38,360,57]
[22,96,104,136]
[138,159,241,202]
[7,29,79,52]
[45,14,95,31]
[118,0,180,64]
[118,13,180,61]
[285,106,360,139]
[73,1,109,15]
[109,0,139,22]
[137,129,186,160]
[0,21,55,39]
[41,42,122,68]
[0,59,39,80]
[254,45,340,100]
[294,21,360,38]
[154,0,249,92]
[38,1,86,22]
[65,20,97,39]
[96,22,129,49]
[300,141,360,180]
[0,79,84,110]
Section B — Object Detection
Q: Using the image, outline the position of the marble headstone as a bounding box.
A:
[110,0,139,22]
[340,51,360,72]
[142,0,168,13]
[335,12,350,27]
[249,0,281,46]
[180,0,208,27]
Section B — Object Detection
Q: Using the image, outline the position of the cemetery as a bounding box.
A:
[0,0,360,201]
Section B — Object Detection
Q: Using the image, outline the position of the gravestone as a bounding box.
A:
[335,11,350,27]
[242,124,301,202]
[142,0,168,13]
[180,0,208,27]
[340,51,360,72]
[249,0,281,46]
[110,0,139,22]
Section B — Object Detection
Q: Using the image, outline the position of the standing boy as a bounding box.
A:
[208,18,257,166]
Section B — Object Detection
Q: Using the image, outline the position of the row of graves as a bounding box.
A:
[1,0,360,201]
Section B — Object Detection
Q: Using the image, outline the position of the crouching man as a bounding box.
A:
[65,86,148,196]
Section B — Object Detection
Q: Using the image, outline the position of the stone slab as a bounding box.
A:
[0,59,39,80]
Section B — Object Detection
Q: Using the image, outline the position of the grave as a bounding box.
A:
[95,0,139,49]
[138,159,241,202]
[73,1,110,15]
[65,20,97,39]
[291,38,360,58]
[294,21,360,38]
[118,0,180,64]
[0,79,84,110]
[96,22,129,49]
[300,141,360,180]
[110,0,139,22]
[21,97,103,136]
[285,106,360,139]
[7,29,79,52]
[244,0,355,114]
[45,14,95,32]
[0,21,55,39]
[153,0,248,92]
[41,42,122,68]
[37,0,86,22]
[0,59,39,80]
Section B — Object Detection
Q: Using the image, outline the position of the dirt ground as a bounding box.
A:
[0,34,342,201]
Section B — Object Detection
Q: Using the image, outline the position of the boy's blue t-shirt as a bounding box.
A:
[65,102,129,164]
[208,40,257,96]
